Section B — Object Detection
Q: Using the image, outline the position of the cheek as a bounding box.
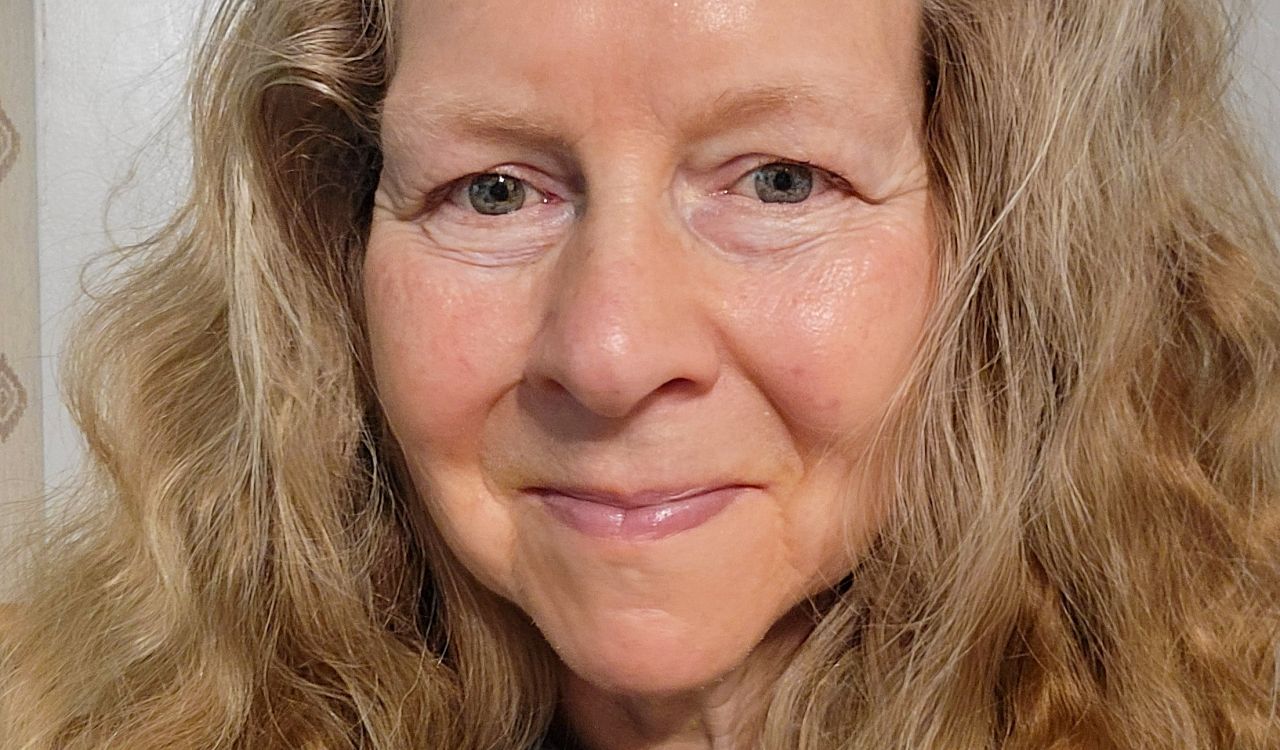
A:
[362,242,531,460]
[727,228,934,439]
[362,235,539,598]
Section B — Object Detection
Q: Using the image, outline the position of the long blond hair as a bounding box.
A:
[4,0,1278,747]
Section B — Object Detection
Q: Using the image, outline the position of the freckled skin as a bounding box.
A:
[363,0,932,747]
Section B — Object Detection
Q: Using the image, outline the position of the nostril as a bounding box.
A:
[652,376,707,401]
[520,241,721,420]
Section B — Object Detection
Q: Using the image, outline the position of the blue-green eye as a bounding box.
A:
[753,163,814,203]
[468,173,527,215]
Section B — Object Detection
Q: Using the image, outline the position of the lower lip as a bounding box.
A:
[532,487,750,541]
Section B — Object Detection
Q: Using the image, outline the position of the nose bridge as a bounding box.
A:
[526,194,720,419]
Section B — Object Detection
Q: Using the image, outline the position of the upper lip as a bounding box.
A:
[525,484,754,509]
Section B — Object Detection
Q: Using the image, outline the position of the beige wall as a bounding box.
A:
[1242,1,1280,170]
[0,0,43,599]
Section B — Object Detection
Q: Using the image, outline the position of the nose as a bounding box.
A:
[523,204,721,420]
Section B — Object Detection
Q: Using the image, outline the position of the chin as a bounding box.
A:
[563,647,737,698]
[549,611,762,697]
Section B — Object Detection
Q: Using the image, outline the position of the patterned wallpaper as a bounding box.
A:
[0,355,28,446]
[1,0,43,600]
[0,105,28,446]
[0,103,16,181]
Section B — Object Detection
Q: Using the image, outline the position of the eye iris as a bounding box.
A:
[468,174,526,215]
[754,163,813,204]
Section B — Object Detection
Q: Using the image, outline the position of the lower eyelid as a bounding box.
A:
[427,197,575,231]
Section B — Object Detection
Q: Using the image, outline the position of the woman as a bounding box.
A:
[3,0,1278,747]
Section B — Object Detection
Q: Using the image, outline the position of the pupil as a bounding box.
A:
[754,163,813,203]
[469,174,525,215]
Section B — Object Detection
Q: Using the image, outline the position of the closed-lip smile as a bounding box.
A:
[525,484,757,540]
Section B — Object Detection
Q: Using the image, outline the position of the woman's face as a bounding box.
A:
[365,0,932,696]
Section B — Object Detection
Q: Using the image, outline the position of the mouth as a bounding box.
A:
[524,484,757,541]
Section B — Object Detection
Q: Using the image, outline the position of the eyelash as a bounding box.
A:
[417,168,556,215]
[419,158,855,216]
[726,158,855,200]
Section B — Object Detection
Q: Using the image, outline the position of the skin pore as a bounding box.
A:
[363,1,933,747]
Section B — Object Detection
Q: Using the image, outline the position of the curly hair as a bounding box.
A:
[3,0,1278,747]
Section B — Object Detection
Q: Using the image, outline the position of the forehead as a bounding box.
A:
[385,0,925,139]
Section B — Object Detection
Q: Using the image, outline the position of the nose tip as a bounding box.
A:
[523,216,720,420]
[530,322,715,420]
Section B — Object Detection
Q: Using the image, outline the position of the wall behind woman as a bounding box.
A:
[1243,3,1280,166]
[36,0,202,504]
[0,0,42,600]
[14,0,1280,517]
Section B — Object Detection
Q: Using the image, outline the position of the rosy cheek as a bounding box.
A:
[785,363,850,417]
[727,242,931,438]
[364,249,510,456]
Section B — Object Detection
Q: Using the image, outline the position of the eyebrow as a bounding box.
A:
[680,83,829,140]
[382,82,839,153]
[397,102,570,151]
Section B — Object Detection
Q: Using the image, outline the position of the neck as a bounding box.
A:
[556,608,814,750]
